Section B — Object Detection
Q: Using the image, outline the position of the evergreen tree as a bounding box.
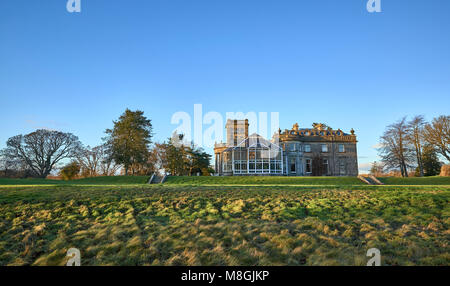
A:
[104,109,153,175]
[421,145,442,176]
[156,133,211,176]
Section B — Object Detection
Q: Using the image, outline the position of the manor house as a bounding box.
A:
[214,119,358,176]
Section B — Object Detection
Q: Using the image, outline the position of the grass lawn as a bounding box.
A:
[0,184,448,266]
[165,176,365,186]
[164,175,450,186]
[378,176,450,185]
[0,176,150,186]
[1,175,448,187]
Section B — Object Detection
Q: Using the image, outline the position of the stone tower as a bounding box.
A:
[226,119,249,146]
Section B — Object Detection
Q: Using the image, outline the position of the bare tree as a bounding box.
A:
[77,144,121,177]
[2,129,82,178]
[99,158,121,176]
[378,117,415,177]
[370,161,384,177]
[311,153,326,176]
[0,150,17,177]
[406,115,426,176]
[77,145,102,177]
[151,143,168,175]
[423,115,450,162]
[0,149,31,178]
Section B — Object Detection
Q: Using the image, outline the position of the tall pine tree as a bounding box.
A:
[104,109,152,175]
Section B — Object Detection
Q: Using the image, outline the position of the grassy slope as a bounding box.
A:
[165,176,365,185]
[378,176,450,185]
[0,185,448,266]
[0,176,150,186]
[1,175,449,186]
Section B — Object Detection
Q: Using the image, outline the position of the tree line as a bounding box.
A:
[374,115,449,177]
[0,109,212,179]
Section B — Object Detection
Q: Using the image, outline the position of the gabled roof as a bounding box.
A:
[232,133,282,150]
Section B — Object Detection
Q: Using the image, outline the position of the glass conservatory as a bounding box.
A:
[221,134,283,175]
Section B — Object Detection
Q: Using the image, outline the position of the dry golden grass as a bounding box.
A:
[0,185,448,266]
[441,165,450,177]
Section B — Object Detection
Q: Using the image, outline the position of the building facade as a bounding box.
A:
[214,120,358,176]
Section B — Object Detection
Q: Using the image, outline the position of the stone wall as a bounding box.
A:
[281,141,358,176]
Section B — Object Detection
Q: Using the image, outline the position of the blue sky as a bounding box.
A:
[1,0,449,173]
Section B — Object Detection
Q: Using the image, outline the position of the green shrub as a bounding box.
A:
[59,162,81,181]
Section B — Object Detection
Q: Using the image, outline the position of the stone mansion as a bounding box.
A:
[214,119,358,176]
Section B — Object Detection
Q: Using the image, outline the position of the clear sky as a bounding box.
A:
[1,0,449,173]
